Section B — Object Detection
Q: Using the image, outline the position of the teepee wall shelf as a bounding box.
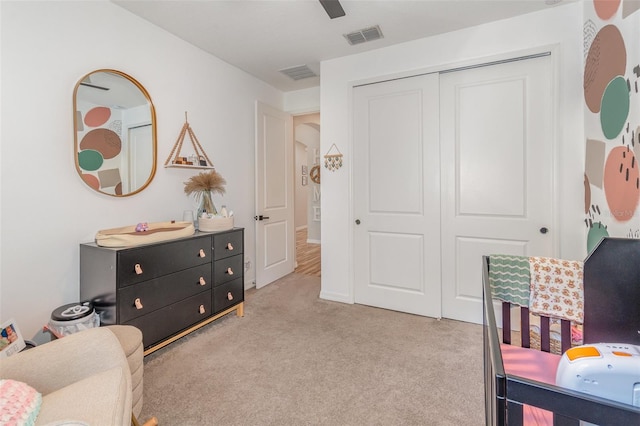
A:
[164,112,215,169]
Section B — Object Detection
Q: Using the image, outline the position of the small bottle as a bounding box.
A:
[220,205,228,218]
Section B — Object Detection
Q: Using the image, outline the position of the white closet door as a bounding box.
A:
[353,73,441,318]
[440,55,555,324]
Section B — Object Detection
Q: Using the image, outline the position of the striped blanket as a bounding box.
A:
[489,254,531,307]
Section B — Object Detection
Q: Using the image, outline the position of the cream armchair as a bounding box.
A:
[1,327,133,425]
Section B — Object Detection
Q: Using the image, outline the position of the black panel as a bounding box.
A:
[213,229,244,260]
[117,235,212,286]
[583,237,640,345]
[319,0,345,19]
[126,291,212,349]
[118,263,212,323]
[213,254,243,286]
[213,278,244,313]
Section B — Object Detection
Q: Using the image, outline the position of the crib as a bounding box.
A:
[482,246,640,425]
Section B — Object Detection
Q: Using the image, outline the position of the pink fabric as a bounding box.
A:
[500,344,562,426]
[0,379,42,425]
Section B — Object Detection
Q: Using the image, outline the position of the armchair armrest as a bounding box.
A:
[0,327,129,395]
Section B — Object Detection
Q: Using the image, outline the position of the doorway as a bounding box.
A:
[293,113,321,277]
[352,53,556,324]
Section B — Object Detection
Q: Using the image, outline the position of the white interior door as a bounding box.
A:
[440,54,555,324]
[255,101,295,289]
[353,73,441,318]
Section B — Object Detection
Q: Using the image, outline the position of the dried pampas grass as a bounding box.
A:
[184,170,226,215]
[184,170,226,196]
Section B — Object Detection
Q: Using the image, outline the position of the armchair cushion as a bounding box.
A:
[0,327,132,425]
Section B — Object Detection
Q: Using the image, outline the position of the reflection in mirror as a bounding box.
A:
[74,69,157,196]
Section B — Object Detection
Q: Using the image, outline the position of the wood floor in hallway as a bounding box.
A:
[295,228,321,277]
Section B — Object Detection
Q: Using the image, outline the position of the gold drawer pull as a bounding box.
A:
[199,277,206,286]
[227,267,234,276]
[227,292,234,301]
[199,304,206,314]
[134,263,143,275]
[227,242,234,251]
[134,298,143,310]
[199,249,206,258]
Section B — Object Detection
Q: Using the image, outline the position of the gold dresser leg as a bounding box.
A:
[236,301,245,317]
[133,415,158,426]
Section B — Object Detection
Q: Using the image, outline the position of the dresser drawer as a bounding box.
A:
[213,278,244,313]
[213,254,243,286]
[125,291,212,349]
[118,263,212,323]
[213,230,243,260]
[117,235,212,286]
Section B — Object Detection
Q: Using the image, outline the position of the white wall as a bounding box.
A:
[294,141,308,229]
[0,1,283,339]
[319,3,585,304]
[295,123,321,242]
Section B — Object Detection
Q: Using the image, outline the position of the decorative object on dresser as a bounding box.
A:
[80,229,245,355]
[184,170,234,232]
[94,220,195,248]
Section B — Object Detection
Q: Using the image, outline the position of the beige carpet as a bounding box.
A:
[139,273,484,425]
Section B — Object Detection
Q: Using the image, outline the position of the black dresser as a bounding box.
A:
[80,228,244,354]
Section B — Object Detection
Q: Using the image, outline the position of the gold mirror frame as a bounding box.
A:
[73,69,157,197]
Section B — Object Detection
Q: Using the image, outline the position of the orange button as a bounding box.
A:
[566,346,601,361]
[612,351,632,357]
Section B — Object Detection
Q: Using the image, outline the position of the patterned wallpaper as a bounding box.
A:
[584,0,640,252]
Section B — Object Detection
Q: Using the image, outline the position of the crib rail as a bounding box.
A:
[482,255,640,425]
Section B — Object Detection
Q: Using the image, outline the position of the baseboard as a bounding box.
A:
[319,290,352,304]
[306,239,320,244]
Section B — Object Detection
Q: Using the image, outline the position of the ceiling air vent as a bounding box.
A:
[344,25,383,46]
[279,65,317,81]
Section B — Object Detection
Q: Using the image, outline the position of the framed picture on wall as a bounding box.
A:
[302,176,308,186]
[302,165,308,175]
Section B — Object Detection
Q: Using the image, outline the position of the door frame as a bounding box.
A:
[348,45,561,307]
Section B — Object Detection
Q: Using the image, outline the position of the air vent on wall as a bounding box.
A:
[279,65,317,81]
[344,25,383,45]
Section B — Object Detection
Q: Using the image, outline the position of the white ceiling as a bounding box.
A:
[113,0,568,92]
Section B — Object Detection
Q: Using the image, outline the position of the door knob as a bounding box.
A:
[355,219,361,225]
[540,227,549,234]
[254,215,270,221]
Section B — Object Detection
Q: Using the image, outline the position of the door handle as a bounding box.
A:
[254,215,270,221]
[355,219,361,225]
[540,227,549,234]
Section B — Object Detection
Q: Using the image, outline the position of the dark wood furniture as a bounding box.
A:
[483,255,640,425]
[80,229,244,355]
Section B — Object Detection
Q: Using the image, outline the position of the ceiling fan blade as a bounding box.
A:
[319,0,345,19]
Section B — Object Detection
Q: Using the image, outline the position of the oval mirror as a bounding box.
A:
[73,69,157,196]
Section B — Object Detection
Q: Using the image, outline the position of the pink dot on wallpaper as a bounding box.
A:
[603,146,639,222]
[594,0,620,20]
[84,107,111,128]
[584,24,626,113]
[81,173,100,191]
[79,128,122,159]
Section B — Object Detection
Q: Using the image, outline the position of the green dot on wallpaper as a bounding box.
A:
[587,222,609,254]
[600,76,630,139]
[78,149,104,171]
